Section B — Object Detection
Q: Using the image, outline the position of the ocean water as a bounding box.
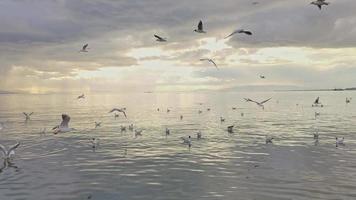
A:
[0,91,356,200]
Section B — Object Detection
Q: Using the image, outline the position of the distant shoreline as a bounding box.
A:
[275,88,356,92]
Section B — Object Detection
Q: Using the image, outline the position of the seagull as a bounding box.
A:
[114,113,119,119]
[315,112,320,119]
[0,142,20,161]
[232,107,237,110]
[128,124,134,131]
[40,128,46,135]
[180,115,183,120]
[23,112,34,120]
[260,75,266,79]
[313,131,319,140]
[225,29,252,39]
[53,114,74,134]
[265,136,274,144]
[346,98,351,104]
[196,131,202,140]
[198,110,203,114]
[167,109,170,113]
[252,1,259,5]
[220,117,225,122]
[194,20,206,33]
[135,129,143,138]
[336,137,345,147]
[227,125,234,133]
[244,98,272,109]
[157,108,160,112]
[241,113,244,117]
[165,128,170,136]
[311,0,330,10]
[154,34,167,42]
[120,126,126,132]
[181,136,192,147]
[109,108,127,118]
[90,138,99,149]
[77,94,85,99]
[94,122,101,128]
[207,108,211,111]
[79,44,89,52]
[200,58,218,69]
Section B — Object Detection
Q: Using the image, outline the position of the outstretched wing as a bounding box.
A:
[225,30,238,39]
[7,142,20,157]
[121,111,127,118]
[29,112,34,116]
[243,30,252,35]
[60,114,70,128]
[109,108,119,113]
[314,97,319,104]
[83,44,88,50]
[198,20,203,30]
[23,112,28,117]
[0,144,7,157]
[260,98,272,104]
[154,35,164,40]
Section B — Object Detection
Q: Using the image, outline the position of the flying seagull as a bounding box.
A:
[311,0,329,10]
[312,97,323,107]
[244,98,272,109]
[79,44,89,52]
[154,34,167,42]
[53,114,74,134]
[23,112,34,120]
[94,122,101,128]
[260,75,266,79]
[109,108,127,118]
[77,94,85,99]
[0,142,20,160]
[225,29,252,39]
[200,58,218,69]
[265,136,274,144]
[181,136,192,148]
[194,20,206,33]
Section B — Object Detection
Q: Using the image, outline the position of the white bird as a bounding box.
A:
[265,136,274,144]
[315,112,320,119]
[198,110,203,114]
[128,124,134,131]
[225,29,252,39]
[244,98,272,109]
[313,131,319,140]
[260,75,266,79]
[311,0,329,10]
[154,34,167,42]
[227,125,234,133]
[23,112,34,120]
[181,136,192,147]
[77,94,85,99]
[196,131,202,140]
[109,108,127,118]
[79,44,89,52]
[220,117,225,122]
[200,58,218,69]
[346,98,351,104]
[53,114,74,134]
[180,115,183,120]
[90,138,99,149]
[312,97,323,107]
[336,137,345,147]
[135,129,143,138]
[165,128,170,136]
[194,20,206,33]
[0,142,20,160]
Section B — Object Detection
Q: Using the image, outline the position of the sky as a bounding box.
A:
[0,0,355,94]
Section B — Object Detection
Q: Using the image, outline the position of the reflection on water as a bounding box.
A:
[1,91,356,200]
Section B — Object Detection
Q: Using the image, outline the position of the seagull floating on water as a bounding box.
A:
[135,129,143,138]
[90,138,99,149]
[53,114,75,134]
[196,131,202,140]
[165,128,170,136]
[181,136,192,147]
[128,124,134,131]
[180,115,183,120]
[0,142,20,161]
[23,112,34,120]
[109,108,127,118]
[313,131,319,140]
[154,34,167,42]
[346,98,351,104]
[260,75,266,79]
[227,125,234,133]
[200,58,218,69]
[225,29,252,39]
[336,137,345,147]
[121,126,126,132]
[194,20,206,33]
[311,0,329,10]
[220,117,225,122]
[244,98,272,109]
[94,122,101,128]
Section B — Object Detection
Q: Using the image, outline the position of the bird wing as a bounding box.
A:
[29,112,34,116]
[60,114,70,128]
[314,97,319,104]
[83,44,88,50]
[260,98,272,104]
[0,144,7,157]
[154,35,163,40]
[23,112,28,117]
[317,4,322,9]
[7,142,20,157]
[209,60,218,69]
[121,111,127,118]
[244,31,253,35]
[224,30,237,39]
[109,108,119,113]
[198,20,203,30]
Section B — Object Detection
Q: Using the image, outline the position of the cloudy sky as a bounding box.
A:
[0,0,355,94]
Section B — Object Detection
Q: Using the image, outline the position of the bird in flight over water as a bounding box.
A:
[194,20,206,33]
[200,58,218,69]
[154,34,167,42]
[244,98,272,109]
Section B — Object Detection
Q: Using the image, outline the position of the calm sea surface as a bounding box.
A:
[1,91,356,200]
